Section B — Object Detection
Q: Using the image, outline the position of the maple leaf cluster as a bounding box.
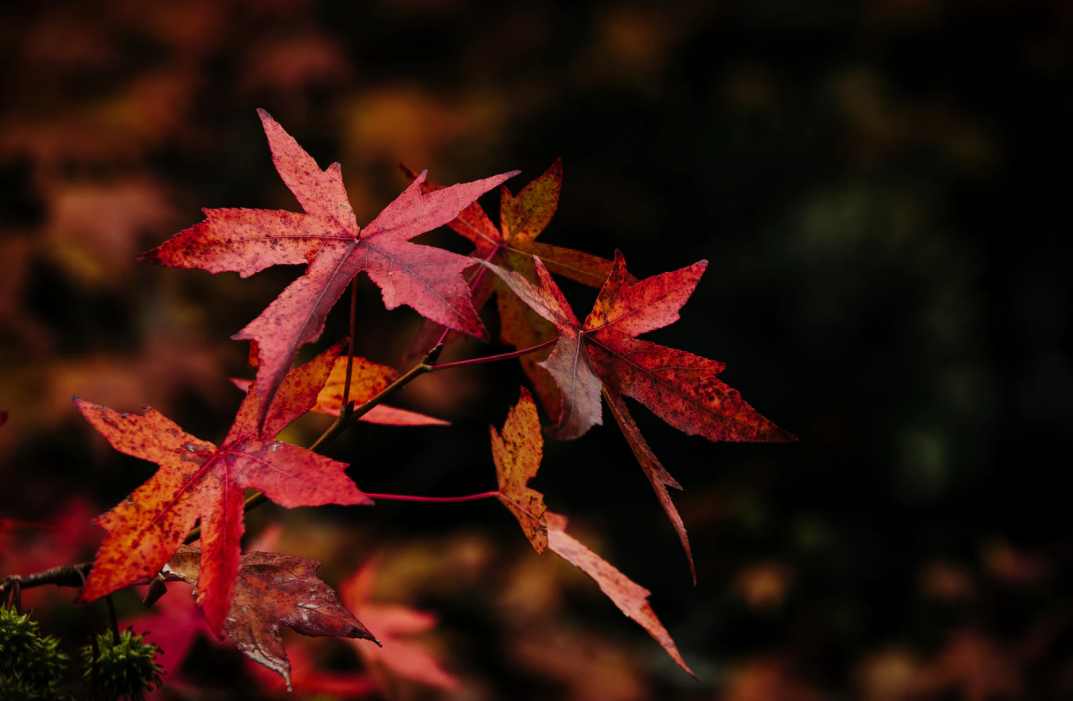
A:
[58,110,793,689]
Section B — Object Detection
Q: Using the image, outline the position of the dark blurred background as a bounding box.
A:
[2,1,1071,699]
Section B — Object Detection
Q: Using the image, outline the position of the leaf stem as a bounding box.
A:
[184,343,447,544]
[309,343,442,452]
[428,337,558,371]
[340,282,358,415]
[365,490,500,504]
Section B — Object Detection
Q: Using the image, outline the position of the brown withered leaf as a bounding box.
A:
[158,544,379,690]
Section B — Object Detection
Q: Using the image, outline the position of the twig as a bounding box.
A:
[340,282,358,415]
[183,343,446,544]
[428,337,558,371]
[1,562,95,599]
[365,490,500,504]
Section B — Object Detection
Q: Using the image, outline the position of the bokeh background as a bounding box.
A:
[2,1,1071,699]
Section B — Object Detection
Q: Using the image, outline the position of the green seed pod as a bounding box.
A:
[81,628,163,701]
[0,606,69,700]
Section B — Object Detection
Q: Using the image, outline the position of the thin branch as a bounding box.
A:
[1,562,94,598]
[340,282,358,415]
[184,343,446,544]
[365,490,500,504]
[429,337,558,371]
[309,343,442,452]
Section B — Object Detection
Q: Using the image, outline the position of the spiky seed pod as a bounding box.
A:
[0,605,69,700]
[81,628,163,701]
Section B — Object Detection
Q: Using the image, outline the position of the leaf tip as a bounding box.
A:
[135,247,161,265]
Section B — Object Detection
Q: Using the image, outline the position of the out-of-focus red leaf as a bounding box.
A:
[0,498,102,589]
[75,341,370,634]
[250,643,378,698]
[732,561,794,610]
[241,34,350,94]
[157,544,377,690]
[480,251,795,579]
[982,539,1051,589]
[44,180,175,285]
[126,580,212,699]
[0,516,42,534]
[931,631,1023,701]
[140,109,515,425]
[720,658,821,701]
[340,559,460,692]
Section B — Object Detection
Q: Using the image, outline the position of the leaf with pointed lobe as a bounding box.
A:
[231,354,448,426]
[157,545,377,691]
[139,109,515,426]
[401,160,620,418]
[491,387,548,553]
[546,512,696,679]
[478,251,795,579]
[75,340,370,635]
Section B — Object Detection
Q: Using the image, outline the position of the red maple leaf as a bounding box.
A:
[481,252,795,580]
[75,340,370,633]
[155,544,377,691]
[139,109,516,424]
[403,160,620,419]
